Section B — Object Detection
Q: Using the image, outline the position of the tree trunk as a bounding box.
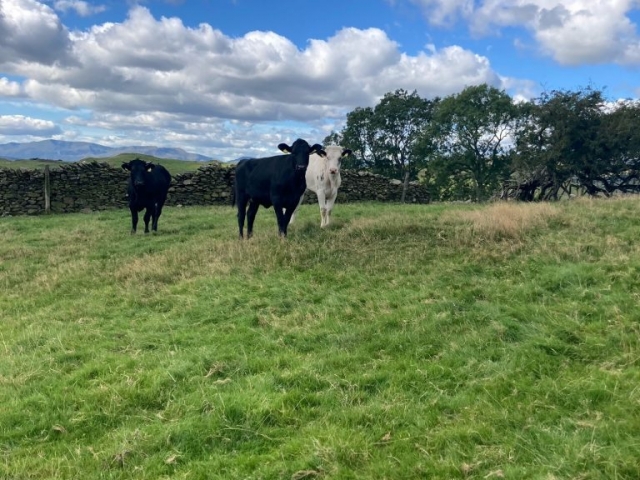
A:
[400,171,410,203]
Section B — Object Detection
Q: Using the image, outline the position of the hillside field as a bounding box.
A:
[1,199,639,479]
[0,154,225,175]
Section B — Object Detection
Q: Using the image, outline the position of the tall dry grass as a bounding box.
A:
[441,201,559,244]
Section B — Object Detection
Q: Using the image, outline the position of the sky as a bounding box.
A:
[1,0,639,161]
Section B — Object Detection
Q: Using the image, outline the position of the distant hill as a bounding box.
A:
[0,140,213,162]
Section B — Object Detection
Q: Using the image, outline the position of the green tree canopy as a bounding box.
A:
[421,84,520,201]
[327,89,438,179]
[328,83,640,202]
[511,87,605,200]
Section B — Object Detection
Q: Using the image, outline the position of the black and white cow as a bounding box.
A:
[122,158,171,234]
[234,139,325,238]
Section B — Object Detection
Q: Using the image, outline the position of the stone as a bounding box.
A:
[0,162,429,216]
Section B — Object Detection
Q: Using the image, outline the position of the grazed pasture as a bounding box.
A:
[1,199,639,479]
[0,154,222,175]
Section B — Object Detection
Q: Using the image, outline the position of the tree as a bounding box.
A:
[511,87,606,200]
[422,84,521,201]
[585,100,640,195]
[331,89,438,179]
[323,130,342,147]
[327,107,379,171]
[372,89,438,180]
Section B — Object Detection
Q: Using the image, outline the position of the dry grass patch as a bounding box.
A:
[113,241,237,286]
[442,202,559,244]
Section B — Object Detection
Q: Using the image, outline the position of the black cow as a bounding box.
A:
[234,139,325,238]
[122,158,171,234]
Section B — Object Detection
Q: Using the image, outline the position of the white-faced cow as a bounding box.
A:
[289,145,351,228]
[122,158,171,234]
[234,139,326,238]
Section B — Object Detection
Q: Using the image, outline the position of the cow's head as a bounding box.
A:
[323,145,352,176]
[278,138,326,172]
[122,158,154,188]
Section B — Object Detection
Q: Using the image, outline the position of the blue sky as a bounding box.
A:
[1,0,639,160]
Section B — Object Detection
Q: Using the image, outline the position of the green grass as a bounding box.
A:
[0,158,69,170]
[1,198,640,479]
[81,154,227,175]
[0,154,225,175]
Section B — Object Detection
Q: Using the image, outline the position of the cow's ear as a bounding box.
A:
[311,144,326,157]
[342,149,352,157]
[145,162,155,172]
[121,162,131,171]
[278,143,292,153]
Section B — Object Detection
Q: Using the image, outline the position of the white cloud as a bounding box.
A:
[601,98,640,113]
[0,0,72,65]
[499,76,538,102]
[5,5,511,117]
[0,1,529,159]
[53,0,106,17]
[0,115,62,136]
[56,112,328,160]
[410,0,475,26]
[0,77,22,96]
[408,0,640,66]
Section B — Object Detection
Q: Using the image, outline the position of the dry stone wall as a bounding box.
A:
[168,164,235,207]
[51,162,130,213]
[333,170,429,204]
[0,161,429,216]
[0,168,45,216]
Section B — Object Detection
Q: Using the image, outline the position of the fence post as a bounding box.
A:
[44,166,51,214]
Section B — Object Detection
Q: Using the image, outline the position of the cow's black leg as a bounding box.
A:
[143,208,152,234]
[237,195,248,239]
[280,204,297,237]
[152,200,164,232]
[246,200,259,239]
[130,207,138,234]
[283,204,296,225]
[274,205,288,237]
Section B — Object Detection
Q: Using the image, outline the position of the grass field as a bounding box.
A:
[0,154,224,175]
[0,158,69,170]
[1,198,639,479]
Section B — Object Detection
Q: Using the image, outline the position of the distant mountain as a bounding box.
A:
[0,140,213,162]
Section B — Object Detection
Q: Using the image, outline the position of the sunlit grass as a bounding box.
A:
[1,198,640,479]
